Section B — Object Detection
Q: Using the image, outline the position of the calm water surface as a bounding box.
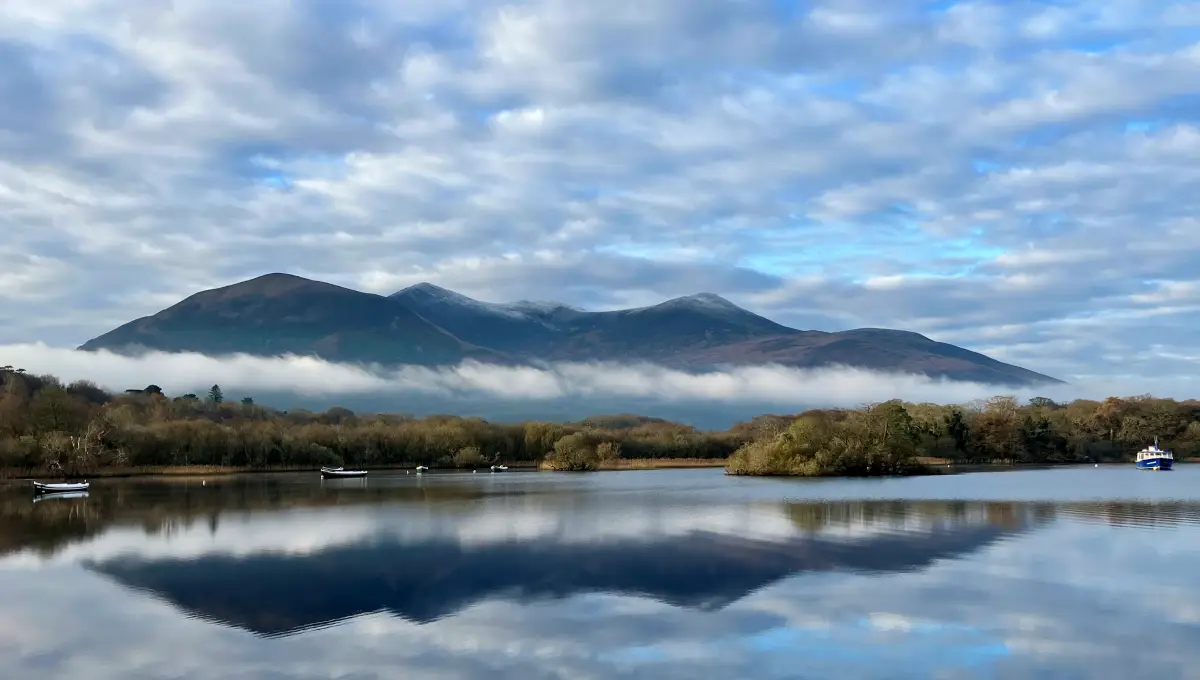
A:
[2,467,1200,679]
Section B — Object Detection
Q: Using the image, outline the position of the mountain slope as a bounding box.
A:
[79,274,1061,385]
[390,285,794,362]
[385,284,1058,383]
[681,329,1055,384]
[541,293,799,362]
[79,273,502,365]
[388,283,584,353]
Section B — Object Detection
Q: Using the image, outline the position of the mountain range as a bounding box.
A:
[78,273,1060,385]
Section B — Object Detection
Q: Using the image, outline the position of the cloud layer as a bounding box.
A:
[4,344,1196,423]
[2,0,1200,381]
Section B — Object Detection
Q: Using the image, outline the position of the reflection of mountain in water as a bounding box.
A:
[86,506,1040,638]
[15,475,1197,640]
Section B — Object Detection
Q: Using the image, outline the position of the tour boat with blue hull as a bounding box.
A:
[1135,439,1174,470]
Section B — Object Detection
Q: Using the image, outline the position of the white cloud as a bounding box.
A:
[3,344,1198,412]
[1,0,1200,383]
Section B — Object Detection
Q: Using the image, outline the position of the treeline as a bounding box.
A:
[2,365,1198,476]
[727,395,1200,476]
[726,402,930,477]
[0,368,740,474]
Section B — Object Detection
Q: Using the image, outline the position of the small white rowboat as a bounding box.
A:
[32,481,90,494]
[320,467,367,478]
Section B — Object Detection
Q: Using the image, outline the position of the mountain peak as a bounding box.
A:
[392,282,482,304]
[393,284,582,316]
[654,292,745,313]
[679,292,738,307]
[253,272,306,281]
[395,281,462,296]
[242,273,324,286]
[404,282,449,293]
[188,272,355,302]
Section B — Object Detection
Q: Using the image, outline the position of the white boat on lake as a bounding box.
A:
[32,481,90,494]
[319,467,367,478]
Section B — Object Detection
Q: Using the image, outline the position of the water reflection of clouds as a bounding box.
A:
[1,519,1199,680]
[736,533,1200,680]
[3,492,1200,679]
[0,498,997,567]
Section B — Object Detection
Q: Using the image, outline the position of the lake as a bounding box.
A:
[2,467,1199,679]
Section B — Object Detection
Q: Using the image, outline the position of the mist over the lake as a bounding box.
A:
[3,343,1193,426]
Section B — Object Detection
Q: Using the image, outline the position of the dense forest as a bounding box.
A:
[1,365,1197,477]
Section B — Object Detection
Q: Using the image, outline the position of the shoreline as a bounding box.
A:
[723,459,1190,478]
[548,458,729,472]
[1,458,1183,482]
[1,458,729,481]
[0,463,531,481]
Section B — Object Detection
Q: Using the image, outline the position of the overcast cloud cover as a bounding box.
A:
[3,0,1200,388]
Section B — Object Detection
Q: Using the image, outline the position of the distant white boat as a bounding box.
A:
[320,467,367,478]
[490,464,508,472]
[32,481,90,494]
[415,465,429,473]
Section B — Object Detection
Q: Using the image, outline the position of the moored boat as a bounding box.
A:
[1135,438,1174,470]
[415,465,429,473]
[320,467,367,478]
[32,480,90,494]
[490,464,508,472]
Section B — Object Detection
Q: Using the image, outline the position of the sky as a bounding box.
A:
[2,0,1200,385]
